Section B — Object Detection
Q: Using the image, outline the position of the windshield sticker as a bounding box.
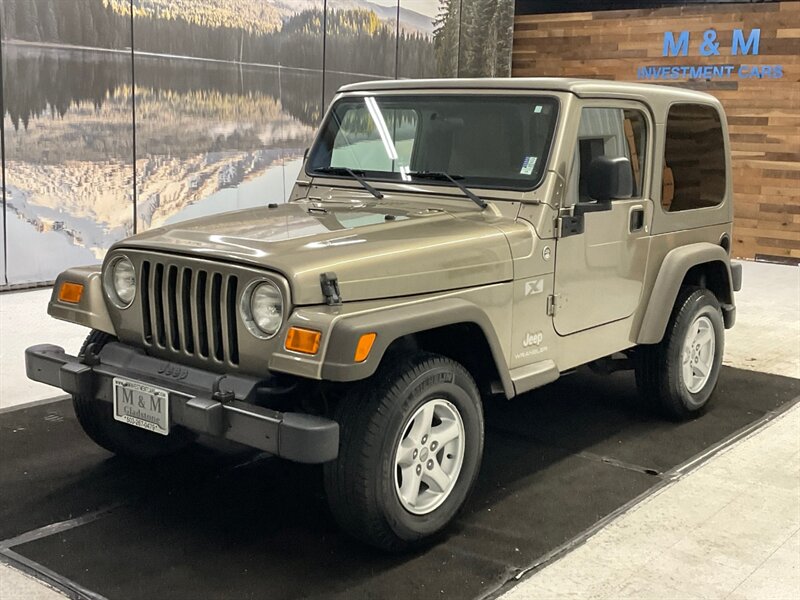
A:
[533,105,543,114]
[520,156,538,175]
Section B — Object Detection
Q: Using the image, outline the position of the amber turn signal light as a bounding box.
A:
[354,333,377,362]
[58,282,84,304]
[285,327,321,355]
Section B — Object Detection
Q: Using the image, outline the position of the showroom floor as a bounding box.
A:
[0,260,798,600]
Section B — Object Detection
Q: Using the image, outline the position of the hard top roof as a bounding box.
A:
[338,77,719,105]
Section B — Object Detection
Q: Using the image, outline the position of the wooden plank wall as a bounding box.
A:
[513,2,799,262]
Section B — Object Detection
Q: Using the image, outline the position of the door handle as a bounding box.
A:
[629,205,645,233]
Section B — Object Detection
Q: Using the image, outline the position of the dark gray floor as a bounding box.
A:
[1,367,797,600]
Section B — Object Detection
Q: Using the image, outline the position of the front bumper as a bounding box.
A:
[730,260,743,292]
[25,342,339,463]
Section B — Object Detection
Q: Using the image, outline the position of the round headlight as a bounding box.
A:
[104,256,136,308]
[241,280,283,338]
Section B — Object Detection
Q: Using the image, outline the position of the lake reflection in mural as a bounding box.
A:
[0,0,514,286]
[2,41,134,284]
[131,57,320,231]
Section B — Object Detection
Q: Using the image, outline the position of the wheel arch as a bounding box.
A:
[385,323,505,401]
[321,297,514,399]
[637,242,735,345]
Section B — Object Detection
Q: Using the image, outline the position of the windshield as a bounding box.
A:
[307,94,559,191]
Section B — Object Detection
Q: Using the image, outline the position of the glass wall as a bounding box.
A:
[1,0,135,285]
[0,0,515,287]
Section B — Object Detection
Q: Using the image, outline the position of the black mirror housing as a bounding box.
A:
[587,156,633,202]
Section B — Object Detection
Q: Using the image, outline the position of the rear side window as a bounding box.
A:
[663,104,726,212]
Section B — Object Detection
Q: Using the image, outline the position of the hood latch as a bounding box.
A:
[320,272,343,306]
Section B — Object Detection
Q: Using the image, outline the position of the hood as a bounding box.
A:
[118,199,514,305]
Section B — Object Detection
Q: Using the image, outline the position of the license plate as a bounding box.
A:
[113,378,170,436]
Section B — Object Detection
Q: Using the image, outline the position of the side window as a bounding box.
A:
[568,107,647,204]
[331,108,417,173]
[663,104,725,212]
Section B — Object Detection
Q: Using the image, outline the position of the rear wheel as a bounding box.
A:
[73,330,195,459]
[635,287,724,420]
[323,352,483,551]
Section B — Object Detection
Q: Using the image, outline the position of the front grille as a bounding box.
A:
[140,260,239,366]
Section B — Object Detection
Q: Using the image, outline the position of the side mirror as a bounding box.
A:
[587,156,633,202]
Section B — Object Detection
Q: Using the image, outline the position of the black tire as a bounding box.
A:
[323,352,484,551]
[635,287,725,420]
[73,330,195,459]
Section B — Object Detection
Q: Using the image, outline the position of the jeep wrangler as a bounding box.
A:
[26,78,742,550]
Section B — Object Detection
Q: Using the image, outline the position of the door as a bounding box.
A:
[553,104,652,336]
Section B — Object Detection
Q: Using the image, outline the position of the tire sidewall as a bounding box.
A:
[74,394,195,459]
[376,361,483,542]
[667,290,725,413]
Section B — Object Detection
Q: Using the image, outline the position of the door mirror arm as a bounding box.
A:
[559,199,612,237]
[574,200,612,216]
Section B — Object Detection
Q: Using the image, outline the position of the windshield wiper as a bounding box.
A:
[312,166,384,200]
[409,171,487,209]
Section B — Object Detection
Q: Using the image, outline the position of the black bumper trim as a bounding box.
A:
[721,304,736,329]
[730,261,743,292]
[24,343,338,464]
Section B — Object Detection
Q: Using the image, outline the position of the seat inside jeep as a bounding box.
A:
[411,99,555,183]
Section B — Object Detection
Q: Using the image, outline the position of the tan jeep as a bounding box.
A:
[26,78,742,550]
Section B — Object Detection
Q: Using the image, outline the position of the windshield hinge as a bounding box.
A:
[320,272,343,306]
[546,294,560,317]
[556,213,584,239]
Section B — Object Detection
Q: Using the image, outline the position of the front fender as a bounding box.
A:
[637,243,734,344]
[320,297,514,398]
[48,266,116,335]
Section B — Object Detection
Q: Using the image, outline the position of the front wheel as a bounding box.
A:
[323,353,484,551]
[635,287,725,420]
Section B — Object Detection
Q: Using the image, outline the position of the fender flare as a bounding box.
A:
[637,242,734,344]
[48,266,115,335]
[320,296,514,398]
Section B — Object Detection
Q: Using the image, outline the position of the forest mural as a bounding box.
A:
[0,0,515,286]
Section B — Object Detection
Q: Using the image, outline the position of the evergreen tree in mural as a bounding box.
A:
[2,0,130,48]
[324,8,397,76]
[398,29,438,78]
[454,0,515,77]
[433,0,460,77]
[3,0,514,81]
[0,0,437,75]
